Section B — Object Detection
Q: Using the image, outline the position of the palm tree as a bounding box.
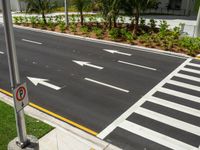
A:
[98,0,122,29]
[71,0,91,25]
[20,0,57,24]
[123,0,158,34]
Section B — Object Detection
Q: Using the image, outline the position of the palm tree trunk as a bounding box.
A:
[80,10,83,26]
[134,7,139,34]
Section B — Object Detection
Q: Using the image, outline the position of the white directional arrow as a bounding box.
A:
[73,60,104,70]
[27,77,61,90]
[103,49,132,56]
[0,51,4,54]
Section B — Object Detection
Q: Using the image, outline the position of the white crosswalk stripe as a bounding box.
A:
[135,107,200,136]
[167,79,200,92]
[175,73,200,82]
[119,120,199,150]
[181,67,200,74]
[99,59,200,150]
[187,62,200,68]
[158,87,200,104]
[148,96,200,118]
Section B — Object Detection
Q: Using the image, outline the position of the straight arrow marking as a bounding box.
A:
[27,77,61,90]
[0,51,4,54]
[85,78,130,93]
[73,60,104,70]
[118,60,157,71]
[103,49,132,56]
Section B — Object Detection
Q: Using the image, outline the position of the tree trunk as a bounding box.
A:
[42,11,46,24]
[80,10,83,26]
[109,17,112,30]
[134,8,139,34]
[113,16,117,28]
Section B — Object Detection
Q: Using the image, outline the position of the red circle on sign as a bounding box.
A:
[16,87,26,101]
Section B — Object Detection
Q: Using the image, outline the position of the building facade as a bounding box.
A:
[0,0,197,16]
[155,0,196,15]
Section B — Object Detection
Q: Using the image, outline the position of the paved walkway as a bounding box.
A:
[0,92,120,150]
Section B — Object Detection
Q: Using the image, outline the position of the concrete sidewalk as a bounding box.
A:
[0,92,121,150]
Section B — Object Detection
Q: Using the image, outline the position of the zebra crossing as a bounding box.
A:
[98,58,200,150]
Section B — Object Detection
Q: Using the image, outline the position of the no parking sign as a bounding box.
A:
[13,83,29,112]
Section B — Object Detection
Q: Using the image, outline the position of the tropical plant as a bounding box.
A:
[92,27,103,39]
[20,0,58,24]
[109,28,120,40]
[122,0,159,34]
[71,0,91,25]
[59,21,66,33]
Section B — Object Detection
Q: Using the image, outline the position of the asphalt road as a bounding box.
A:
[0,24,199,150]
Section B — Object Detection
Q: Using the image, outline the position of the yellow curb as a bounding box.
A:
[0,88,98,136]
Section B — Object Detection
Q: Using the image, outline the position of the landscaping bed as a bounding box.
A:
[13,15,200,57]
[0,100,53,150]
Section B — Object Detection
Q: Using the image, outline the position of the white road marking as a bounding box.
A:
[119,120,198,150]
[22,39,42,45]
[27,77,61,90]
[167,79,200,92]
[97,58,191,139]
[73,60,104,70]
[158,87,200,104]
[103,49,132,56]
[0,51,4,54]
[182,67,200,75]
[84,78,129,93]
[118,60,157,71]
[175,73,200,82]
[148,96,200,118]
[135,107,200,136]
[187,62,200,68]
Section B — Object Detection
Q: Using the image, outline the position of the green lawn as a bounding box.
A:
[0,100,54,150]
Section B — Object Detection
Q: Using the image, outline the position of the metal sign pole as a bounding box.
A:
[1,0,28,147]
[65,0,69,27]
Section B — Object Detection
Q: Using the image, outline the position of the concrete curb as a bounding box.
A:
[0,92,121,150]
[12,24,190,60]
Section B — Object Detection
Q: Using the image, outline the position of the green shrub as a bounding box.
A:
[148,19,157,30]
[47,17,56,31]
[179,37,200,56]
[69,23,76,32]
[19,16,24,24]
[59,21,66,33]
[109,28,120,40]
[29,16,37,28]
[38,18,46,29]
[80,26,89,33]
[13,16,20,24]
[159,20,169,37]
[92,27,103,39]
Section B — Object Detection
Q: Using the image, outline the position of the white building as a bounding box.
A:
[0,0,197,16]
[152,0,196,15]
[0,0,20,11]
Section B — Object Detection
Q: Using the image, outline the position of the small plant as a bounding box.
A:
[47,17,56,31]
[38,18,46,29]
[179,37,200,56]
[80,26,89,34]
[59,21,66,33]
[29,16,37,28]
[148,18,157,30]
[159,20,169,37]
[109,28,120,40]
[24,17,29,26]
[69,23,77,32]
[92,27,103,39]
[19,16,24,24]
[13,16,20,24]
[140,18,146,27]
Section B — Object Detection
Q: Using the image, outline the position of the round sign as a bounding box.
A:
[16,86,26,101]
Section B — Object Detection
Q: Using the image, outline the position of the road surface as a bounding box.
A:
[0,25,199,150]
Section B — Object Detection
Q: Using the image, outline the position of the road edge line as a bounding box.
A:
[0,88,98,136]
